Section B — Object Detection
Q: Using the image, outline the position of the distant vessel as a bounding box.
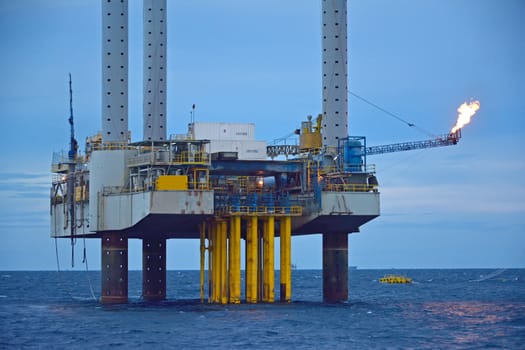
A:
[380,275,412,284]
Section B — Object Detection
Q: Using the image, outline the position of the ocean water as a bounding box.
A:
[1,269,523,349]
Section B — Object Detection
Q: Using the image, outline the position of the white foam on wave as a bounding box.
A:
[470,269,507,282]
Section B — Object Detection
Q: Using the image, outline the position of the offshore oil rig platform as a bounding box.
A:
[50,0,471,304]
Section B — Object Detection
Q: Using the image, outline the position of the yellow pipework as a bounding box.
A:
[207,223,212,303]
[263,216,275,303]
[215,220,222,303]
[211,221,220,303]
[199,222,206,303]
[280,216,292,303]
[219,220,228,304]
[229,215,241,304]
[246,216,258,303]
[315,114,322,132]
[208,221,215,303]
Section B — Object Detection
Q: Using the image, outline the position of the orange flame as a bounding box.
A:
[451,100,480,133]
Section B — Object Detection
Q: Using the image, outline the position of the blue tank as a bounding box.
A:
[344,139,363,172]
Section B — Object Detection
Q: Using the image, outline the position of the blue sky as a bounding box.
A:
[0,0,523,271]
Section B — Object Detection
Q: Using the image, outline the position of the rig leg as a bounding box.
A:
[101,233,128,304]
[228,216,241,304]
[263,216,275,303]
[279,216,291,303]
[246,216,258,303]
[142,237,166,301]
[322,233,348,303]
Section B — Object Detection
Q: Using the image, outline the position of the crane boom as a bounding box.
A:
[366,130,461,156]
[267,130,462,159]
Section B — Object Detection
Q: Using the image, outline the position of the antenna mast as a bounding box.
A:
[67,73,77,267]
[68,73,78,160]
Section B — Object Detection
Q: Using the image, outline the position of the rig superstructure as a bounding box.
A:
[50,0,462,304]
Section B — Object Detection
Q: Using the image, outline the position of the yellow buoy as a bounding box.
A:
[379,274,412,284]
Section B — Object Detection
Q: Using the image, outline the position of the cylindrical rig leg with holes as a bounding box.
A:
[101,233,128,304]
[228,215,241,304]
[142,238,166,301]
[280,216,291,303]
[246,216,258,303]
[263,216,275,303]
[322,232,348,303]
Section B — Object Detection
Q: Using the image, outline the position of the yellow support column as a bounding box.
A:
[215,220,222,303]
[211,220,220,303]
[214,220,224,304]
[199,222,206,304]
[208,221,214,303]
[261,218,267,302]
[229,215,241,304]
[280,216,292,303]
[219,220,228,304]
[207,222,212,303]
[246,216,258,303]
[263,216,275,303]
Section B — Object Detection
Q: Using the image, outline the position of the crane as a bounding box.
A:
[267,96,478,159]
[365,130,461,156]
[266,128,462,159]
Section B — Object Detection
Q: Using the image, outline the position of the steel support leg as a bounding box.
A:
[210,221,219,303]
[218,220,228,304]
[207,222,213,303]
[142,238,166,301]
[101,232,128,304]
[228,216,241,304]
[200,223,206,303]
[322,232,348,303]
[280,216,291,303]
[246,216,258,303]
[263,216,275,303]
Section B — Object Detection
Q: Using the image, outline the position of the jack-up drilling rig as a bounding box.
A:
[50,0,477,304]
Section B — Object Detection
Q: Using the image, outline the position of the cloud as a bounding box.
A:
[0,172,50,184]
[381,183,525,215]
[0,172,50,226]
[0,175,49,198]
[374,149,525,218]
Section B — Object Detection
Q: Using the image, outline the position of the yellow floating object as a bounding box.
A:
[380,275,412,284]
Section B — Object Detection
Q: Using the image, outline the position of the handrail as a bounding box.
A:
[91,142,135,151]
[51,151,87,166]
[172,151,210,164]
[320,164,376,175]
[324,183,377,192]
[127,151,210,166]
[215,205,302,216]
